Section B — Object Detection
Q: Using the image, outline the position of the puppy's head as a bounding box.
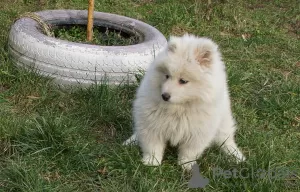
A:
[154,34,221,104]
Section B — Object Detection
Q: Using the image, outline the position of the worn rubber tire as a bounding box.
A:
[8,10,167,86]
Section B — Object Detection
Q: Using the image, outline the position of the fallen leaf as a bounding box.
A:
[242,33,251,41]
[27,96,40,99]
[97,167,108,175]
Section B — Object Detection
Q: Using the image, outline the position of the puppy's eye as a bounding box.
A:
[179,78,188,84]
[165,75,169,79]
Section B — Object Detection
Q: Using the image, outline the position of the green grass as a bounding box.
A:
[0,0,300,191]
[53,25,139,46]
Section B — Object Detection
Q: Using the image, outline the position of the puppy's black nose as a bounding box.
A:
[162,93,171,101]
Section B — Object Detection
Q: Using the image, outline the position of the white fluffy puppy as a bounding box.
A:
[124,34,245,171]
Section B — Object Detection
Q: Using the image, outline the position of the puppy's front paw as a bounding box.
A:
[178,159,197,172]
[142,155,162,166]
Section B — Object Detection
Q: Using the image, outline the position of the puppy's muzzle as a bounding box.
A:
[162,93,171,101]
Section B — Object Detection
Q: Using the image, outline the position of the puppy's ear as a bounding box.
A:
[167,36,178,53]
[194,39,218,67]
[168,43,176,53]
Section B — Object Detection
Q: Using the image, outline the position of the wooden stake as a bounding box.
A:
[87,0,95,42]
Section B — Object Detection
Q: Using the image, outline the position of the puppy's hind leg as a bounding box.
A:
[123,133,138,145]
[216,134,246,163]
[215,117,246,163]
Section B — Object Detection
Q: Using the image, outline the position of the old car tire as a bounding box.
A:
[8,10,167,86]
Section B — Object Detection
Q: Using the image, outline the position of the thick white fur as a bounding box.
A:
[123,34,245,171]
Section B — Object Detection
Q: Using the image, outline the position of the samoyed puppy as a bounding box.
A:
[124,34,245,171]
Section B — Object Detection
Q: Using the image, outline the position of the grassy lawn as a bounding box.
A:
[0,0,299,191]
